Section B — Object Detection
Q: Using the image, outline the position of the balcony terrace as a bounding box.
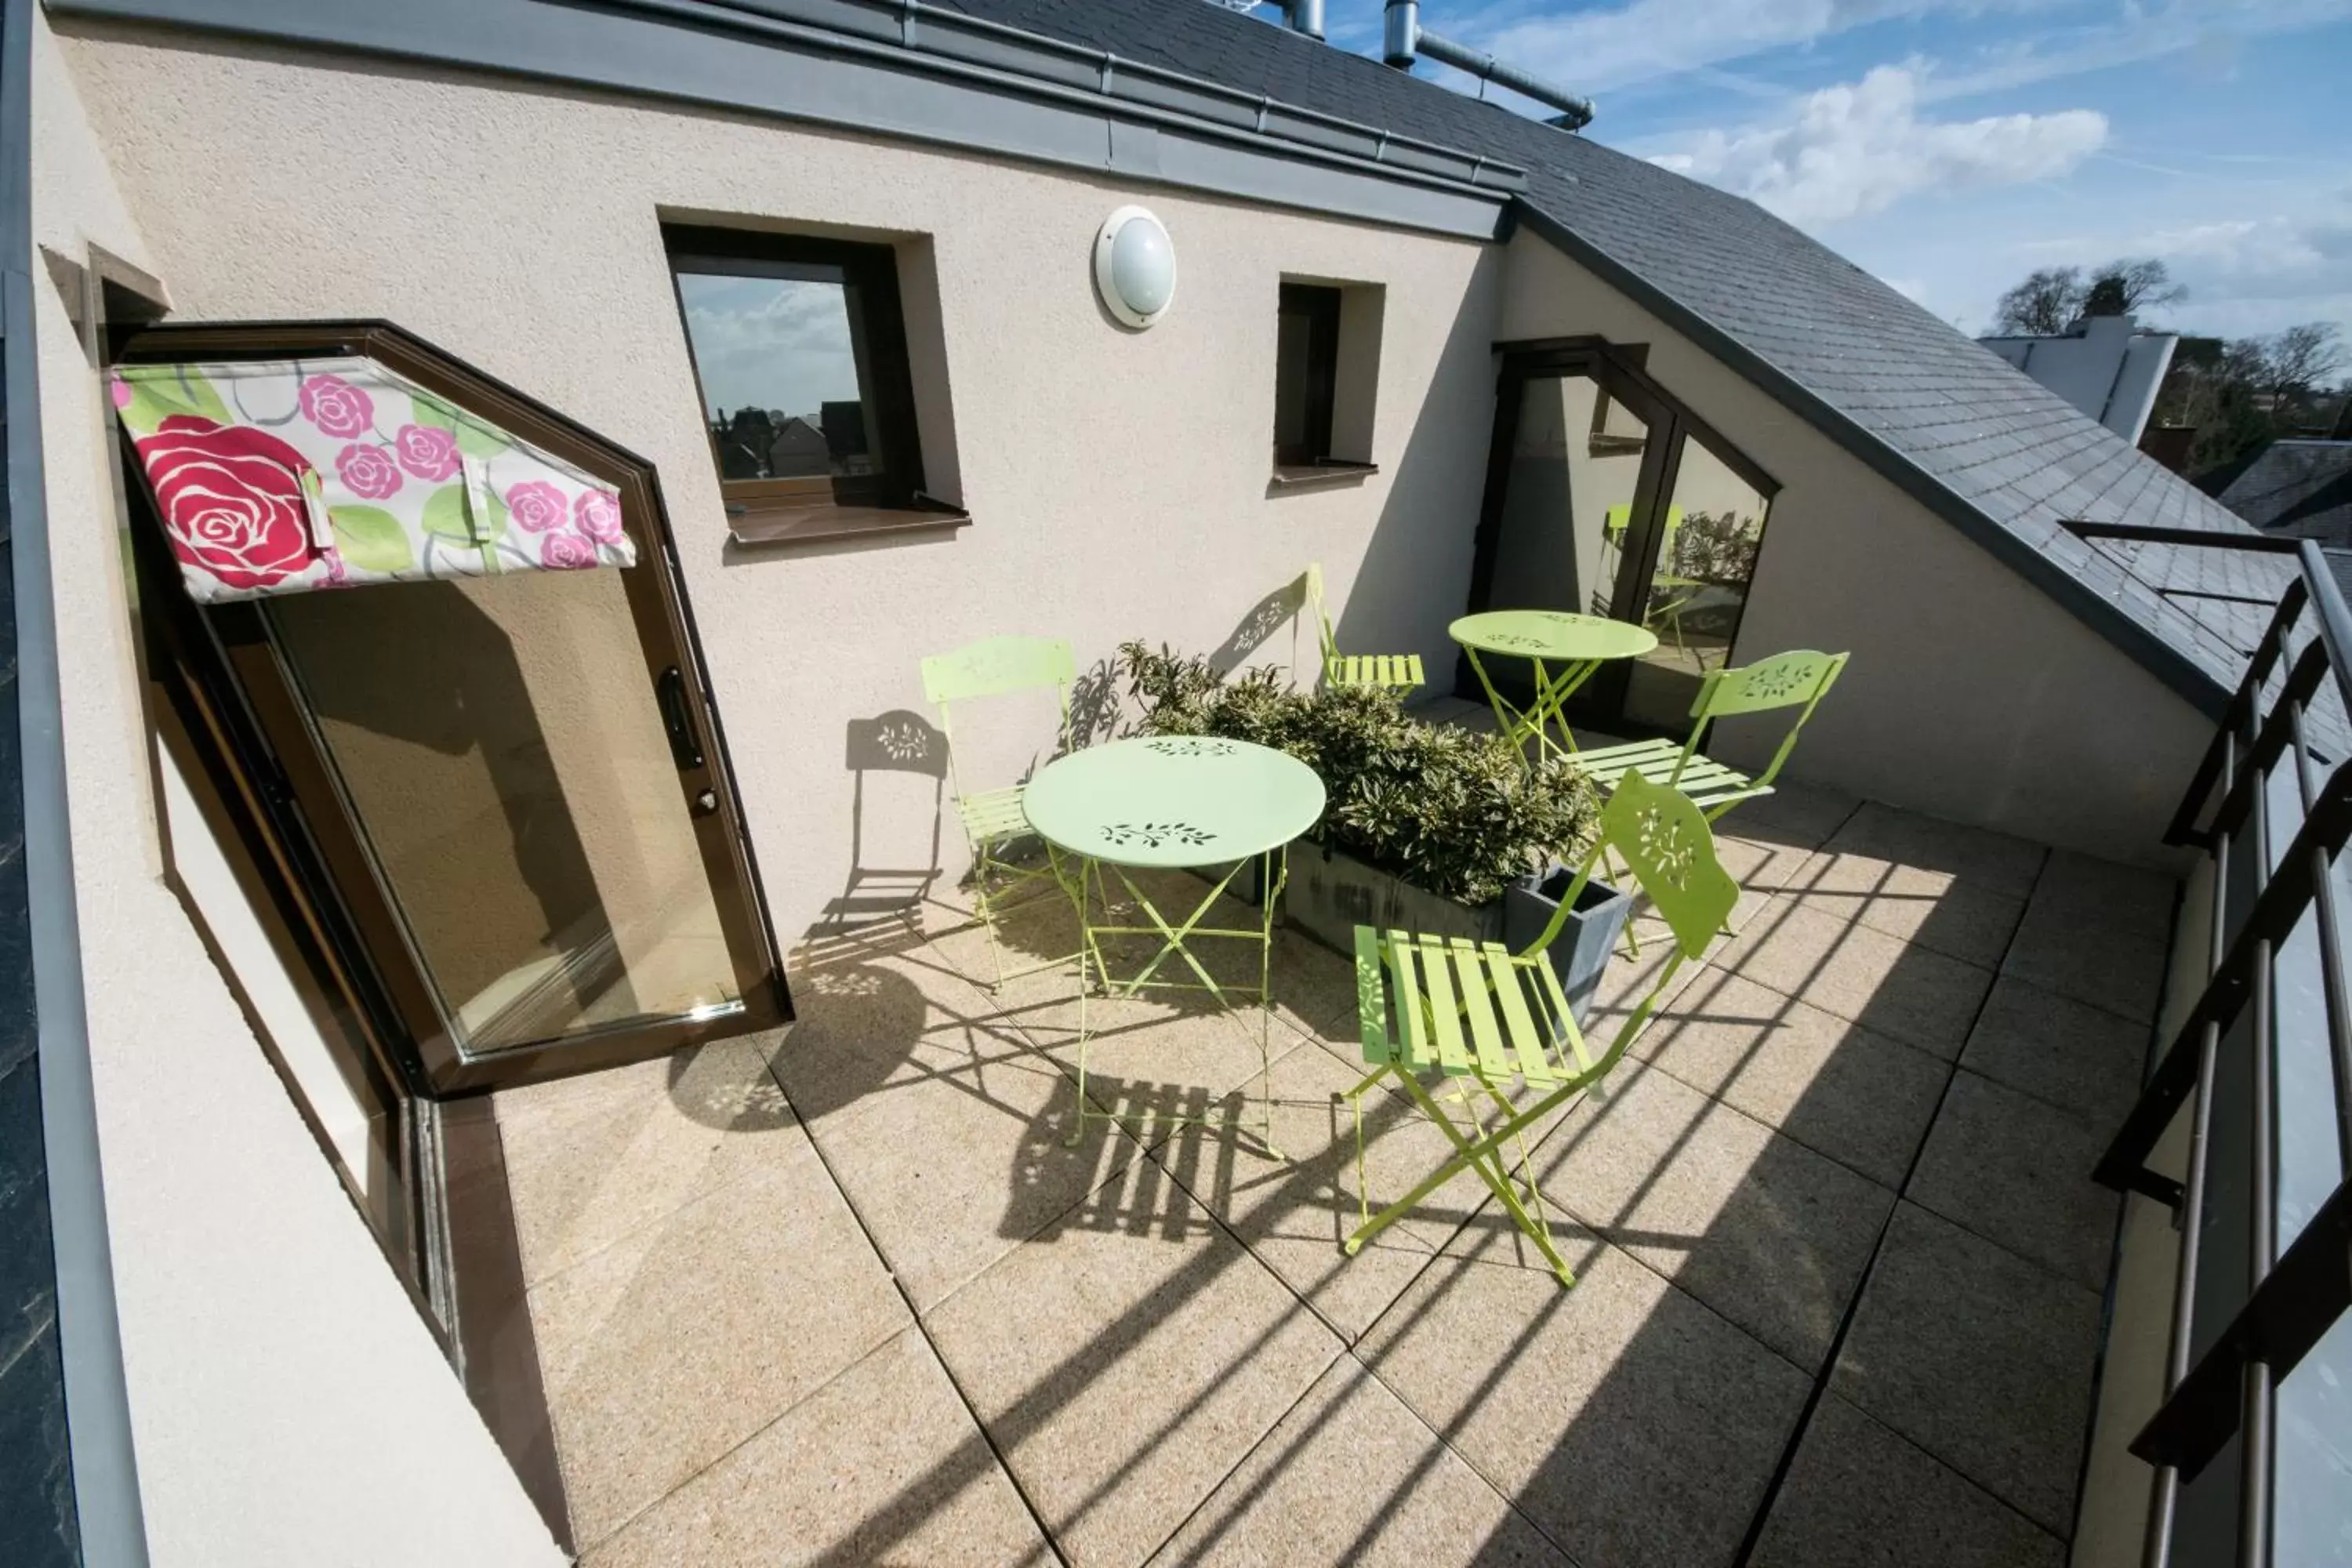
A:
[492,750,2173,1566]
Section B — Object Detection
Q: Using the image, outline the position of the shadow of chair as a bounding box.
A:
[814,709,950,935]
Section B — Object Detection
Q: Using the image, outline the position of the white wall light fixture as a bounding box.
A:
[1093,205,1177,329]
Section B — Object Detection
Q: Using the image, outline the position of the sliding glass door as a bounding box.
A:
[1466,339,1779,735]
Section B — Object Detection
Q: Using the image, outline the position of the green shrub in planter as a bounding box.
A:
[1117,643,1599,906]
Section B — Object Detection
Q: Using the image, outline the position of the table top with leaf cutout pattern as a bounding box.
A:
[1448,610,1657,663]
[1021,737,1327,869]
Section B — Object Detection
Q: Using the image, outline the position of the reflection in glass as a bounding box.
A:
[1484,374,1652,620]
[676,269,877,482]
[267,568,744,1054]
[1623,434,1772,730]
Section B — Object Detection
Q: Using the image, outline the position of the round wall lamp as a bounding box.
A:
[1094,205,1177,329]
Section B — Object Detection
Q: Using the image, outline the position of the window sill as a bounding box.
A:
[726,495,970,549]
[1269,459,1378,492]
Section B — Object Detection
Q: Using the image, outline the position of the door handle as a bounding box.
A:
[656,666,706,771]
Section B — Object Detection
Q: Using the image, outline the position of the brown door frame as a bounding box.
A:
[111,319,792,1095]
[1465,336,1780,729]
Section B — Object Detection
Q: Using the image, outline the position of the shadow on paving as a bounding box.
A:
[717,787,2135,1567]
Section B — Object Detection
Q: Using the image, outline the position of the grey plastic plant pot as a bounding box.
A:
[1216,844,1634,1029]
[1502,862,1639,1028]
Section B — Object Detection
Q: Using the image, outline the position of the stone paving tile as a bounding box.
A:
[1749,1394,2065,1568]
[1359,1218,1811,1568]
[922,1177,1345,1568]
[1150,1357,1570,1567]
[1534,1058,1896,1370]
[531,1131,913,1550]
[1818,803,2046,900]
[1959,974,2151,1135]
[1907,1070,2122,1292]
[2027,850,2180,953]
[586,1328,1051,1568]
[1636,967,1948,1189]
[2001,892,2169,1025]
[1831,1203,2103,1535]
[1724,779,1864,848]
[791,1018,1149,1312]
[496,1036,801,1288]
[1781,849,2027,969]
[1147,1038,1461,1344]
[1719,900,1996,1059]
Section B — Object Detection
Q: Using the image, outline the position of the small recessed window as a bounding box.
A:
[1271,278,1382,488]
[668,226,955,544]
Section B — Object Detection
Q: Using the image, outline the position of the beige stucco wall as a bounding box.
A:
[1498,233,2212,865]
[29,12,568,1565]
[57,24,1504,944]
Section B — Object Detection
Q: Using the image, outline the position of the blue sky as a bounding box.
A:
[1310,0,2352,348]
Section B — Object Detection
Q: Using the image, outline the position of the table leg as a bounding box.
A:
[1061,850,1287,1160]
[1524,657,1600,761]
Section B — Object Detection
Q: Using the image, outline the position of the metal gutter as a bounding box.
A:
[1508,199,2237,721]
[0,0,149,1559]
[49,0,1526,238]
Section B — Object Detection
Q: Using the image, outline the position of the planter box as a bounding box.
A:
[1218,844,1634,1029]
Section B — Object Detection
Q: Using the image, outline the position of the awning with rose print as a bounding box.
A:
[113,357,636,604]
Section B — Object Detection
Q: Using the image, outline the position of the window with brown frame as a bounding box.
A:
[666,227,946,543]
[1271,278,1383,488]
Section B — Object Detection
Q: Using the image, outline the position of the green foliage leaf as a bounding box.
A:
[328,506,412,574]
[1117,641,1600,906]
[419,483,506,543]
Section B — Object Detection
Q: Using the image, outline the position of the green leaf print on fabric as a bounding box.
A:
[114,367,234,437]
[328,506,414,574]
[408,391,511,460]
[420,482,509,548]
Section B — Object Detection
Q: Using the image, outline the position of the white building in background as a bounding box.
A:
[1980,314,2180,444]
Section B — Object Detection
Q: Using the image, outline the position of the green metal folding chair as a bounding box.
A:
[1305,563,1423,695]
[1576,648,1849,820]
[1342,771,1740,1287]
[920,635,1078,990]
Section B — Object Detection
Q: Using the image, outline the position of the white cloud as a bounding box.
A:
[1649,66,2107,223]
[1473,0,1933,95]
[1457,0,2352,102]
[2131,198,2352,336]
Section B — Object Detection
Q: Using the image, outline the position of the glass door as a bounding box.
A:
[116,321,787,1096]
[1619,429,1777,729]
[261,568,757,1061]
[1467,341,1777,738]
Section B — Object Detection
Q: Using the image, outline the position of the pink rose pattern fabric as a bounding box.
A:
[136,415,336,592]
[114,357,635,602]
[395,423,461,481]
[336,443,403,500]
[505,481,567,533]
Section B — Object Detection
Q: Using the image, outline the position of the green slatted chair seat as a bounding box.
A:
[1573,735,1771,812]
[1327,651,1426,692]
[1343,771,1740,1290]
[956,785,1032,844]
[1305,564,1425,696]
[1581,649,1851,824]
[1356,929,1597,1089]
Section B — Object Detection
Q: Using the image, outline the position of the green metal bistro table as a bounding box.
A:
[1022,735,1326,1157]
[1450,610,1658,763]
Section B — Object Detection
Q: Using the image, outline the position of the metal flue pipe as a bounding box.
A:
[1284,0,1324,40]
[1382,0,1593,129]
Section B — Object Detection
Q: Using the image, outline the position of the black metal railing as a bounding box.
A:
[2067,521,2352,1568]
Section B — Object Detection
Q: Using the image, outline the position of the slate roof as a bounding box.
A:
[2218,441,2352,545]
[938,0,2277,706]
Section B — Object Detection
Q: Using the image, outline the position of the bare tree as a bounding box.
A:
[2082,257,2186,319]
[2262,322,2345,401]
[1992,266,2083,335]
